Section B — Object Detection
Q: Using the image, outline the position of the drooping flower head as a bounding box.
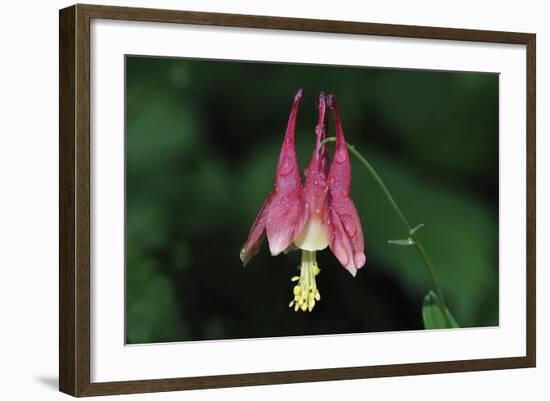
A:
[325,94,366,276]
[240,90,366,312]
[240,89,307,265]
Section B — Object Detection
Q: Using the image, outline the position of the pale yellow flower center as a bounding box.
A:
[293,216,329,251]
[288,250,321,312]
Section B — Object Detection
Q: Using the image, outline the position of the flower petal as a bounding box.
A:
[326,199,365,275]
[316,92,330,176]
[266,187,307,255]
[295,93,330,252]
[274,89,304,192]
[240,192,274,265]
[241,89,306,263]
[326,95,366,274]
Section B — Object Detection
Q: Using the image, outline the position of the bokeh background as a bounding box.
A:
[125,56,499,344]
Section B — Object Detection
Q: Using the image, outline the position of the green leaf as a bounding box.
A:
[388,238,415,246]
[409,223,425,235]
[422,291,460,329]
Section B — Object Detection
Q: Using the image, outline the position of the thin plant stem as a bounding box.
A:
[320,137,451,328]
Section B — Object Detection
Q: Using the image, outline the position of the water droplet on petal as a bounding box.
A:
[335,149,348,163]
[342,214,356,237]
[279,156,293,176]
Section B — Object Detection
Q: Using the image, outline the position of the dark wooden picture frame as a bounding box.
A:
[59,3,536,397]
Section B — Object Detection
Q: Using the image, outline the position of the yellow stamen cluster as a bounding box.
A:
[288,250,321,312]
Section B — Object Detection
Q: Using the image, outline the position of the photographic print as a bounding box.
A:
[59,5,535,395]
[125,56,499,344]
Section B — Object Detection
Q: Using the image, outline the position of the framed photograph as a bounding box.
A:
[59,4,536,397]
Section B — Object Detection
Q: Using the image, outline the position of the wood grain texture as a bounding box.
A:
[78,357,533,396]
[59,5,76,396]
[59,4,92,396]
[58,3,536,397]
[79,3,533,43]
[525,34,536,367]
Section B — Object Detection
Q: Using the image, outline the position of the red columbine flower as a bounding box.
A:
[325,94,366,276]
[240,89,307,265]
[240,90,366,312]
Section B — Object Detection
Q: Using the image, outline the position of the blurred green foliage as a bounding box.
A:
[125,56,498,344]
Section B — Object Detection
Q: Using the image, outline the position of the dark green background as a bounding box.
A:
[125,56,499,344]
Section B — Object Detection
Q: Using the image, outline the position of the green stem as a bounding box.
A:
[320,137,451,328]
